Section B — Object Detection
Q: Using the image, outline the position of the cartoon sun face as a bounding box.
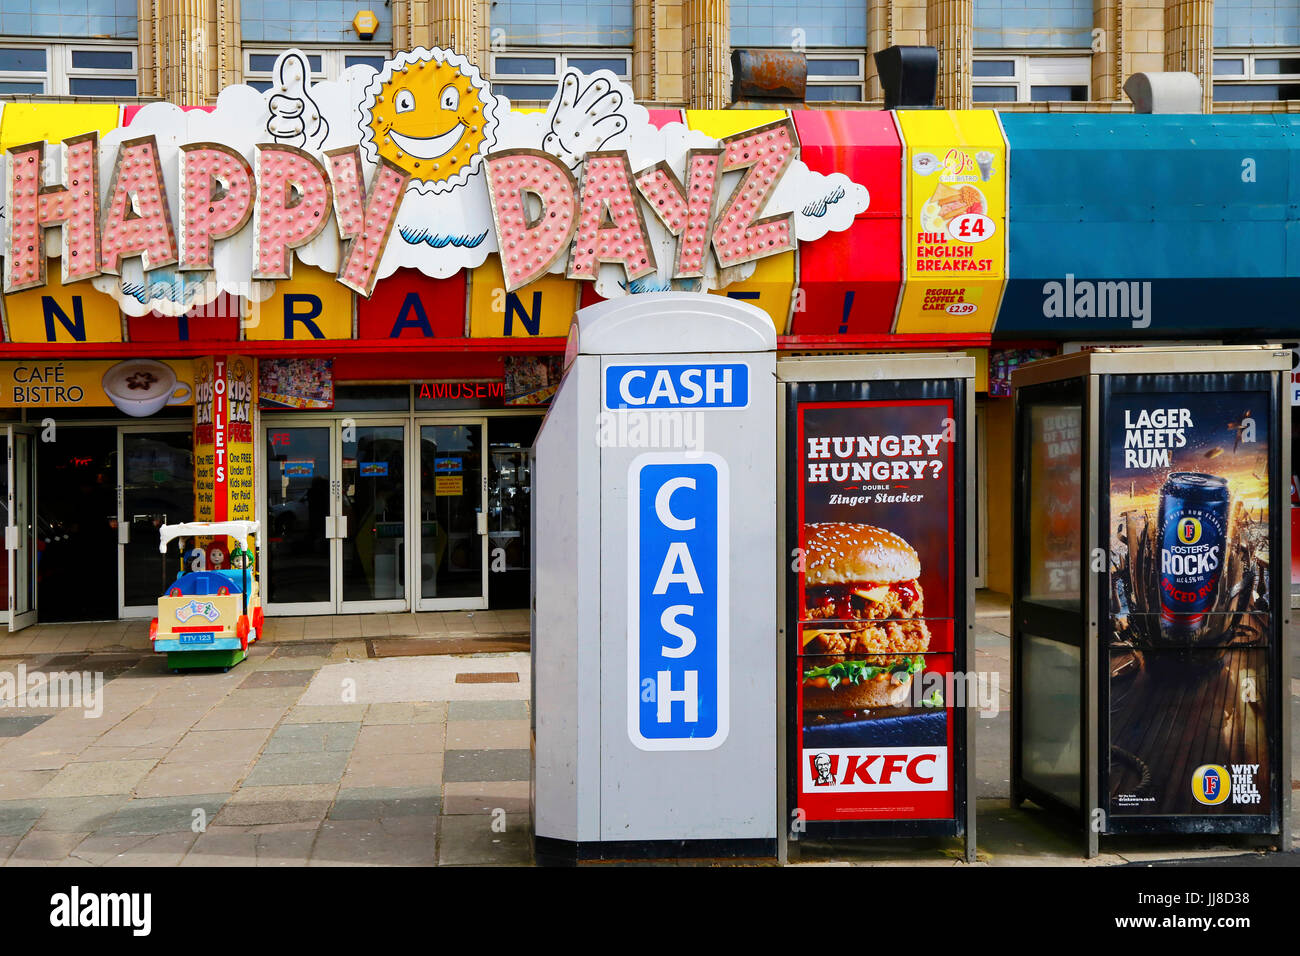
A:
[359,48,501,195]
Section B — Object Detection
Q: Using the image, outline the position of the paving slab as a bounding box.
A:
[0,715,54,736]
[363,701,447,724]
[443,749,531,783]
[181,827,261,866]
[34,795,132,832]
[6,829,88,865]
[310,817,438,867]
[342,752,442,790]
[442,781,530,815]
[99,831,200,866]
[135,760,252,798]
[40,759,159,797]
[243,751,351,787]
[0,801,45,837]
[285,704,367,724]
[213,785,338,826]
[241,669,316,689]
[446,700,528,721]
[445,720,529,751]
[253,828,319,866]
[166,727,274,765]
[353,722,443,755]
[437,813,532,866]
[193,704,290,731]
[328,786,441,820]
[99,794,229,836]
[264,721,361,754]
[299,655,530,705]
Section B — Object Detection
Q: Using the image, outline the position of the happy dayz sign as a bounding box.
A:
[1,47,869,317]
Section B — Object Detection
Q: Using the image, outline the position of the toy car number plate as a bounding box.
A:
[179,632,216,645]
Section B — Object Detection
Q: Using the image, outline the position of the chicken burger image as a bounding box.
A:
[801,522,931,712]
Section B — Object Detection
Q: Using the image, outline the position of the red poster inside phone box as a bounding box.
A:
[795,399,956,821]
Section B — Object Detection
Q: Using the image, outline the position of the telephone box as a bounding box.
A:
[778,354,977,861]
[1011,346,1292,856]
[531,292,778,861]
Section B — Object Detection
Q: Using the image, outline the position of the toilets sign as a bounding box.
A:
[627,453,729,751]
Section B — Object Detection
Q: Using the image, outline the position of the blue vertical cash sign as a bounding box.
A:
[627,453,730,750]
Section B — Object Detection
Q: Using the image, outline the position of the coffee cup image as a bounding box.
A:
[102,360,192,418]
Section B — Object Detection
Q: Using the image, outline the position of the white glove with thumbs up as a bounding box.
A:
[264,50,329,150]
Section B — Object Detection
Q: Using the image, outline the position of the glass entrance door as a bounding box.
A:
[263,419,409,615]
[416,420,488,610]
[264,424,334,614]
[340,422,407,612]
[119,426,194,618]
[6,426,36,631]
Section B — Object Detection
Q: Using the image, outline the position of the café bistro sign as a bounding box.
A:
[1,47,870,316]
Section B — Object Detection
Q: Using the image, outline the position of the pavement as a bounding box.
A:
[0,599,1294,866]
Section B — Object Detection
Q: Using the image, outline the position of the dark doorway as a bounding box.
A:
[38,427,118,622]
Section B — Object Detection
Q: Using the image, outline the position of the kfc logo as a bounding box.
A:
[803,747,948,792]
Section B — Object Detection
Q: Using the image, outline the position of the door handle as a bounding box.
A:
[476,512,488,535]
[118,523,130,546]
[324,516,335,539]
[4,526,15,550]
[336,515,348,539]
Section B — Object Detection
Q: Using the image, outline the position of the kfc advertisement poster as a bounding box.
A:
[793,398,957,822]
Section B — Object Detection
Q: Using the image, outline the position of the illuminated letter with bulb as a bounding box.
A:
[4,133,103,293]
[484,148,578,293]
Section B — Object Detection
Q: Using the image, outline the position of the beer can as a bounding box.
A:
[1157,472,1229,641]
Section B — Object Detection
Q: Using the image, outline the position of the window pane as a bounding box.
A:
[495,0,635,46]
[729,0,866,47]
[1214,83,1300,101]
[248,53,280,72]
[806,57,861,77]
[1213,58,1246,76]
[0,79,44,93]
[497,82,560,100]
[0,48,47,72]
[805,83,862,101]
[1030,84,1087,101]
[972,84,1018,102]
[248,52,322,73]
[344,55,388,71]
[494,56,557,75]
[71,49,133,70]
[69,76,137,96]
[1255,58,1300,76]
[566,56,630,76]
[247,79,272,92]
[973,59,1016,78]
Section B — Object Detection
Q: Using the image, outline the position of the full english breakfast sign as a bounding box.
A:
[2,47,870,317]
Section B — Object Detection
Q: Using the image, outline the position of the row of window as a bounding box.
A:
[1,40,1298,104]
[2,0,1298,53]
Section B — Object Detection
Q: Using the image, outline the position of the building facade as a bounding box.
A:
[0,0,1295,111]
[0,3,1295,632]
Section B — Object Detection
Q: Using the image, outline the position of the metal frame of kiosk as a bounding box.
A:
[777,354,977,863]
[1011,346,1292,858]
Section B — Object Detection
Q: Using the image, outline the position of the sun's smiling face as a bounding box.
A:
[360,48,500,195]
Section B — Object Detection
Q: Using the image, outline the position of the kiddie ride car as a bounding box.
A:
[150,521,264,672]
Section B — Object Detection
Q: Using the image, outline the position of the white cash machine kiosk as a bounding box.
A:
[531,292,778,861]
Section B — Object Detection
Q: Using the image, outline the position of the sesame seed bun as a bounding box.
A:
[803,522,921,586]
